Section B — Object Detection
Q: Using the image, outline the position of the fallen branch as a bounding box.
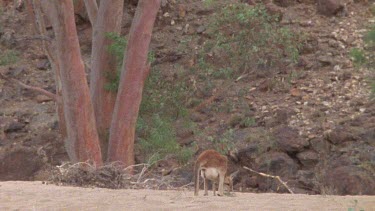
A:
[243,166,294,194]
[15,35,53,42]
[0,72,59,102]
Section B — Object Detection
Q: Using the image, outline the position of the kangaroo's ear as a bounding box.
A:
[230,170,240,180]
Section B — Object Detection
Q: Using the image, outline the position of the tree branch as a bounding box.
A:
[243,166,294,194]
[0,72,59,102]
[83,0,98,26]
[15,35,53,42]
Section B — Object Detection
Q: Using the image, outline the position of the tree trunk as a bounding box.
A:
[41,0,102,165]
[32,0,67,143]
[89,0,124,160]
[108,0,161,167]
[83,0,98,25]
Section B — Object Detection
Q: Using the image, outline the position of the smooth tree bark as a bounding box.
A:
[83,0,98,25]
[32,0,68,142]
[108,0,161,166]
[88,0,124,159]
[41,0,102,165]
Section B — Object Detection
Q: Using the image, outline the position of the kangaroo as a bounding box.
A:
[194,149,238,196]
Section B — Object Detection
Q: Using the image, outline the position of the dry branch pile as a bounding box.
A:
[49,162,192,190]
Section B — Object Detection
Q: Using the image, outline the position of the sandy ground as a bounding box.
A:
[0,181,374,211]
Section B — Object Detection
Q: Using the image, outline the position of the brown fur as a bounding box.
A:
[194,149,236,196]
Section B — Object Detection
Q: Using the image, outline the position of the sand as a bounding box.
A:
[0,181,374,210]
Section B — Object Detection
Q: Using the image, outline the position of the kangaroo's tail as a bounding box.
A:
[194,162,200,196]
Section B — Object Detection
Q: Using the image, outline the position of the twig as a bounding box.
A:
[243,166,294,194]
[123,163,149,173]
[0,72,59,102]
[137,164,150,183]
[15,35,52,42]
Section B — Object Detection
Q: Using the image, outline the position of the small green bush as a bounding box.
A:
[349,48,366,66]
[208,129,235,154]
[351,26,375,97]
[201,3,302,77]
[138,115,194,165]
[0,50,19,66]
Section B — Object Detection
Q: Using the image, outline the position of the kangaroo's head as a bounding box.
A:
[224,170,239,191]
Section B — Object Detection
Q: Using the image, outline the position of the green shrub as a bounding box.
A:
[351,26,375,97]
[138,115,194,165]
[208,129,235,154]
[201,3,302,77]
[0,50,19,66]
[349,48,366,66]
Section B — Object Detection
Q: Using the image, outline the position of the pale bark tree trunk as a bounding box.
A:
[108,0,161,166]
[41,0,102,165]
[89,0,124,160]
[83,0,98,25]
[32,0,67,142]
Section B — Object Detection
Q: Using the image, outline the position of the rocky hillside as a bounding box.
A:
[0,0,374,195]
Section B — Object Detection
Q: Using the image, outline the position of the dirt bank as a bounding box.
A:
[0,181,374,210]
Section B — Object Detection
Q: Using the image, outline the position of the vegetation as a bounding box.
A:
[208,129,235,154]
[138,115,194,165]
[350,25,375,97]
[106,33,195,165]
[0,50,19,66]
[199,3,302,78]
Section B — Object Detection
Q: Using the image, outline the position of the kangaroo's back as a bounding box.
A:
[194,149,228,196]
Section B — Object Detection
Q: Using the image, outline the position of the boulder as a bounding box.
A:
[317,0,344,16]
[254,151,299,192]
[0,146,44,180]
[273,126,309,152]
[324,166,375,195]
[296,150,319,168]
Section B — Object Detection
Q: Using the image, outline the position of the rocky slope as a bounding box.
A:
[0,0,374,195]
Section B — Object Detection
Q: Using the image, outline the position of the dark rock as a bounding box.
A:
[265,109,292,128]
[258,79,273,91]
[4,121,25,133]
[325,125,357,145]
[339,71,352,81]
[255,151,299,192]
[324,166,375,195]
[0,146,44,180]
[245,0,256,5]
[229,114,243,128]
[255,151,298,177]
[297,170,316,189]
[296,150,319,168]
[265,3,285,19]
[237,145,259,167]
[36,59,50,70]
[0,30,16,48]
[190,112,204,122]
[273,126,309,152]
[273,0,295,7]
[9,67,26,77]
[317,0,344,16]
[310,138,330,153]
[317,55,334,66]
